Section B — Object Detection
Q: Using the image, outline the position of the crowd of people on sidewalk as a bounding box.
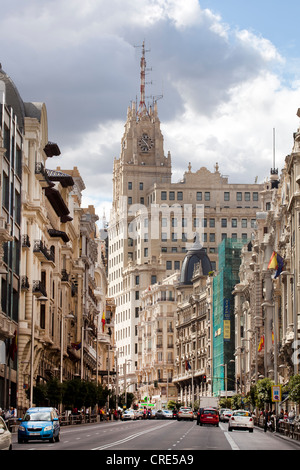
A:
[98,408,123,421]
[0,407,17,423]
[260,407,298,432]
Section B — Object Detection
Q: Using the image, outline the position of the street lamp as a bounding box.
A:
[30,295,48,407]
[124,359,132,409]
[247,328,259,383]
[221,360,235,399]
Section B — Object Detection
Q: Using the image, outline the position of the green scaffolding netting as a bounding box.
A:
[212,238,249,396]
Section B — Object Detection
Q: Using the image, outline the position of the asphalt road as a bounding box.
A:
[11,418,300,452]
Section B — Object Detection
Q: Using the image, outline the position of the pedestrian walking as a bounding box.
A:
[288,408,295,423]
[263,409,269,432]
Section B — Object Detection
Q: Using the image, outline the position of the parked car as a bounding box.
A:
[228,410,254,432]
[220,409,232,422]
[122,410,137,420]
[177,407,194,421]
[199,408,219,427]
[156,410,174,419]
[18,407,60,443]
[0,416,12,450]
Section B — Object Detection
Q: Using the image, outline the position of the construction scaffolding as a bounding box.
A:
[212,238,249,396]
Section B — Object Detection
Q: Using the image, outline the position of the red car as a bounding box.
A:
[199,408,219,427]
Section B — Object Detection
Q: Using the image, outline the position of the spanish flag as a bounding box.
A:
[258,335,264,352]
[101,311,106,332]
[268,251,284,278]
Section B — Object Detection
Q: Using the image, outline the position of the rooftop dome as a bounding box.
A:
[180,236,212,284]
[0,64,26,130]
[0,65,45,132]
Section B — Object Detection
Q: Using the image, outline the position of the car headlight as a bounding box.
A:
[19,426,25,432]
[44,425,53,432]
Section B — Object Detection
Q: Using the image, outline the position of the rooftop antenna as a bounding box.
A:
[273,127,276,170]
[135,41,151,117]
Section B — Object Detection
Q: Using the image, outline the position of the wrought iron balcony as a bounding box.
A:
[32,280,47,297]
[61,269,69,282]
[33,240,55,262]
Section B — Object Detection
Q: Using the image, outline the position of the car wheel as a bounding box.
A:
[55,432,60,442]
[49,436,55,443]
[228,426,232,432]
[249,428,253,433]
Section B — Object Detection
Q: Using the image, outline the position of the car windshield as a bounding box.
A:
[24,411,52,421]
[203,410,217,415]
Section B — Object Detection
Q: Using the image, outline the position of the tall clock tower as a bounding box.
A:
[112,42,171,215]
[109,43,172,389]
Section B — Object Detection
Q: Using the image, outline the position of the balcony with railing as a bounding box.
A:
[32,280,47,298]
[61,269,69,282]
[35,162,53,188]
[33,240,55,263]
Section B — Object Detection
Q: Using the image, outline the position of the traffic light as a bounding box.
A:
[202,375,206,383]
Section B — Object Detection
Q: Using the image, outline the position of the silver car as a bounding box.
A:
[122,410,136,420]
[0,416,12,450]
[177,407,194,421]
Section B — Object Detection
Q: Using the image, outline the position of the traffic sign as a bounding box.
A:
[272,385,282,402]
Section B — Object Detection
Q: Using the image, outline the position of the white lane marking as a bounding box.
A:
[224,432,240,450]
[92,421,175,450]
[219,423,240,450]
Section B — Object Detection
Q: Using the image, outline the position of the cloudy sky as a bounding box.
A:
[1,0,300,223]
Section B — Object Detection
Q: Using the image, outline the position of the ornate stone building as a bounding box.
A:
[137,272,178,407]
[233,109,300,405]
[0,65,109,412]
[173,242,213,406]
[0,67,23,409]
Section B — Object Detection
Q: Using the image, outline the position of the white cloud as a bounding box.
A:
[1,0,299,218]
[236,29,284,63]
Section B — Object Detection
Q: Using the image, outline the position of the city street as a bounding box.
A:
[11,418,300,452]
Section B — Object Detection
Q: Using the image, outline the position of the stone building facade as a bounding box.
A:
[0,66,109,412]
[233,109,300,406]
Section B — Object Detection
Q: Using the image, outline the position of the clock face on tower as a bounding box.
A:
[138,133,154,152]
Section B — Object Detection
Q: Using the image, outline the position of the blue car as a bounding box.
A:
[18,407,60,443]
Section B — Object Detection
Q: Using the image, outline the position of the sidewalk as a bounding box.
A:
[255,422,300,447]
